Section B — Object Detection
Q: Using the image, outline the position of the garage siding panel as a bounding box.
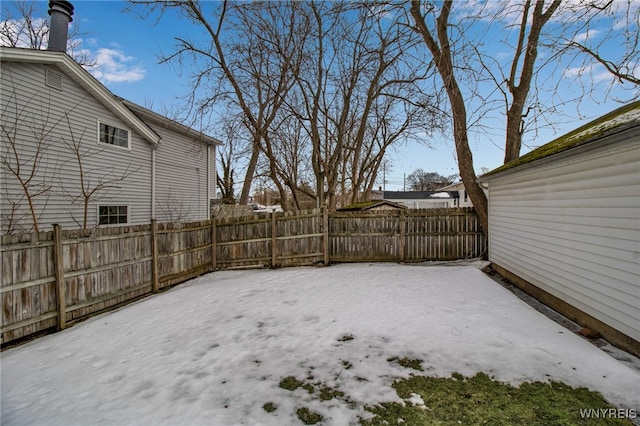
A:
[488,140,640,342]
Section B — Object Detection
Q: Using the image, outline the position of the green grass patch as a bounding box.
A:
[296,407,323,424]
[362,372,631,425]
[279,375,346,403]
[337,334,355,342]
[318,384,345,401]
[279,376,313,393]
[387,356,424,371]
[262,402,277,413]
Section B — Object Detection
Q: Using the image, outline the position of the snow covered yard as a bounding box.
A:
[2,263,639,425]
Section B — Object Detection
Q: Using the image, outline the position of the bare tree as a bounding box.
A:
[215,117,240,205]
[282,1,442,208]
[409,0,488,234]
[1,75,61,234]
[128,1,303,206]
[59,114,137,230]
[128,1,443,210]
[217,151,236,205]
[0,1,48,49]
[406,169,456,191]
[409,0,639,235]
[0,0,95,67]
[157,190,194,223]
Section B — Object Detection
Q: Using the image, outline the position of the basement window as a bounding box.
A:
[98,121,130,150]
[98,205,129,225]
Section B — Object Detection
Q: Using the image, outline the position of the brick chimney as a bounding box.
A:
[47,1,74,52]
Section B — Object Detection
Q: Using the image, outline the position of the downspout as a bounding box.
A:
[151,146,156,219]
[207,145,211,217]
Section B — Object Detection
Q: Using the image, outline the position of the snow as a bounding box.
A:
[429,192,451,198]
[2,263,639,425]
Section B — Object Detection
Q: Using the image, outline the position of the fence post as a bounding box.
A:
[271,211,277,267]
[399,210,406,262]
[52,224,66,331]
[211,218,217,271]
[323,207,330,265]
[151,220,159,293]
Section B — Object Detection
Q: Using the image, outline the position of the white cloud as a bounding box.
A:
[563,62,613,84]
[573,29,600,43]
[89,48,146,84]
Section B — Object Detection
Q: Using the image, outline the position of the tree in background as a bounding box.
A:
[129,1,304,207]
[286,2,441,208]
[409,0,639,234]
[0,0,94,67]
[129,1,444,210]
[406,169,457,192]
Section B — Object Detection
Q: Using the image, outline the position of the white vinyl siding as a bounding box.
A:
[154,128,212,222]
[1,62,152,232]
[488,138,640,342]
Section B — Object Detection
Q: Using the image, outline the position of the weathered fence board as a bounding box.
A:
[1,220,215,346]
[1,207,485,346]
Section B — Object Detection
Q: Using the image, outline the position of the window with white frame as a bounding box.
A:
[98,205,129,225]
[99,121,130,149]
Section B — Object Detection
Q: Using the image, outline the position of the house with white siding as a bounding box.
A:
[0,46,221,233]
[436,181,487,208]
[371,190,458,209]
[479,101,640,356]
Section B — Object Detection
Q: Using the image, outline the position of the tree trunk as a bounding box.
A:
[410,0,488,236]
[239,141,260,205]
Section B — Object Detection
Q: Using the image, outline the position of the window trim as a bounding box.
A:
[97,119,131,151]
[97,204,131,227]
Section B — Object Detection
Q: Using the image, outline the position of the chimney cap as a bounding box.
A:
[48,1,74,23]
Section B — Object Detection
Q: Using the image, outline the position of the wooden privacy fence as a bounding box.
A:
[1,220,214,345]
[1,207,485,345]
[214,207,485,269]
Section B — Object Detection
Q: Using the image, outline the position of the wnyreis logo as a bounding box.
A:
[579,408,637,420]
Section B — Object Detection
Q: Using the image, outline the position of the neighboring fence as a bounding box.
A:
[214,209,326,269]
[331,208,484,263]
[213,207,485,268]
[1,208,485,345]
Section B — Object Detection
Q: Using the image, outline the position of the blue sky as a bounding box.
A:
[2,0,638,191]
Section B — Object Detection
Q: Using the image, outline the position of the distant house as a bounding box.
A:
[436,181,487,208]
[337,200,408,212]
[1,45,222,233]
[371,190,458,209]
[479,101,640,356]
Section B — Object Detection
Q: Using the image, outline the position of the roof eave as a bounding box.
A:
[121,99,223,146]
[480,101,640,181]
[0,47,160,145]
[478,123,640,182]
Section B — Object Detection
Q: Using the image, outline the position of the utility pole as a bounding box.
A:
[383,162,386,192]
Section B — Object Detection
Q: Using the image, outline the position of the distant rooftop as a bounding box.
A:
[337,200,407,211]
[382,191,458,199]
[482,100,640,178]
